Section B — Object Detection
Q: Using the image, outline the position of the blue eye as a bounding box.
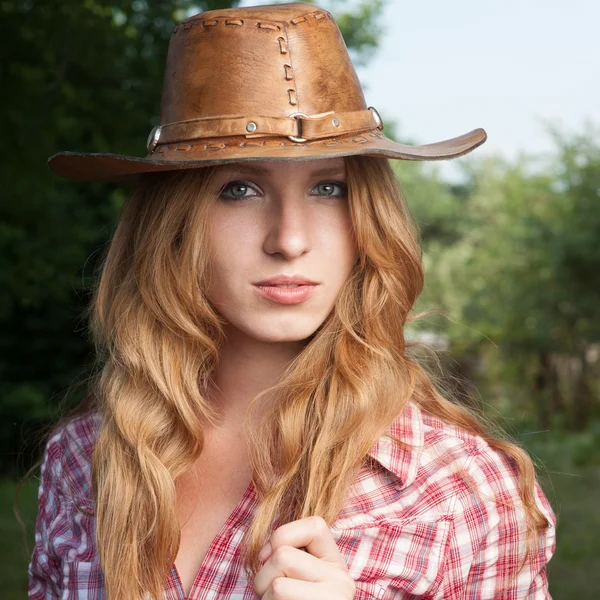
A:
[219,181,258,200]
[312,181,347,197]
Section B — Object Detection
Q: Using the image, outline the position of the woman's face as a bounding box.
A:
[204,157,358,343]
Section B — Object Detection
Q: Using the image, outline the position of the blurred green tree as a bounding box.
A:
[406,125,600,430]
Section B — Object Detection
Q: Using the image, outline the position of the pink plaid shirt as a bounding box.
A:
[29,401,556,599]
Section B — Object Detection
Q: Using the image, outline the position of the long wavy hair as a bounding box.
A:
[17,155,550,600]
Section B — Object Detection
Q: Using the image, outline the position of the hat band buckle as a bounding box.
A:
[288,112,310,143]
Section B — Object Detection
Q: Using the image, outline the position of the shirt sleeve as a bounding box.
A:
[28,430,69,599]
[440,444,557,599]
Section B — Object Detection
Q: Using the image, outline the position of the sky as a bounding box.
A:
[240,0,599,181]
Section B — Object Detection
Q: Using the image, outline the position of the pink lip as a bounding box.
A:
[253,284,318,305]
[254,275,319,286]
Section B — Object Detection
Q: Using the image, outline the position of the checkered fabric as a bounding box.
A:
[29,401,556,599]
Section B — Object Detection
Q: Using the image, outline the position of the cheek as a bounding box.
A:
[322,215,358,266]
[206,218,257,284]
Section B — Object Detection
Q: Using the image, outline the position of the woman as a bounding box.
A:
[26,3,555,600]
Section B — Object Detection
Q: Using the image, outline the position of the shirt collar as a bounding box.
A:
[366,401,424,489]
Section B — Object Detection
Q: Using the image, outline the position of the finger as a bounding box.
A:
[266,516,346,567]
[254,544,350,598]
[262,576,351,600]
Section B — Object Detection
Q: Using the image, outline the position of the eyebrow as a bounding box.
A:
[221,163,346,178]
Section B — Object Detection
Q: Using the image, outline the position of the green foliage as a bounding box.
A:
[400,124,600,430]
[0,477,40,598]
[412,128,600,354]
[1,0,202,475]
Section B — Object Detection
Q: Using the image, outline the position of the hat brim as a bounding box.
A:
[48,128,487,183]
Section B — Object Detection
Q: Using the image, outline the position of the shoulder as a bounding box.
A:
[420,407,555,535]
[29,411,103,595]
[376,403,500,517]
[379,402,556,561]
[40,411,102,506]
[383,402,554,521]
[370,404,556,596]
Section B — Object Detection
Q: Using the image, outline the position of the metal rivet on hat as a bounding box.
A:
[332,117,340,127]
[246,121,257,133]
[146,125,161,152]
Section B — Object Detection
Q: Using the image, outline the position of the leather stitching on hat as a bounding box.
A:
[277,36,288,54]
[281,25,298,108]
[174,11,334,35]
[257,22,281,31]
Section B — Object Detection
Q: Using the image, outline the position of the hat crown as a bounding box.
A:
[159,2,367,125]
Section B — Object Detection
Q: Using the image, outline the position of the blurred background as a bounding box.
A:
[1,0,598,598]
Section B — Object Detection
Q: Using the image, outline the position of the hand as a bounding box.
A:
[253,515,356,600]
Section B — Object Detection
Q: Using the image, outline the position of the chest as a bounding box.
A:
[173,438,253,598]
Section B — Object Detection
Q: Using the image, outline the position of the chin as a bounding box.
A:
[244,320,322,343]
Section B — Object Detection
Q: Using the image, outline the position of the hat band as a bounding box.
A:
[147,107,383,151]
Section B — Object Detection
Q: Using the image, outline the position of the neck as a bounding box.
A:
[201,324,307,432]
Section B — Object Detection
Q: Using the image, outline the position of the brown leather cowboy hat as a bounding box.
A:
[47,2,487,183]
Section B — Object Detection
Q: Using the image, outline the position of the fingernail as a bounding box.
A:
[258,541,272,561]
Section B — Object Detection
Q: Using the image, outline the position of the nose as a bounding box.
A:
[262,191,312,259]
